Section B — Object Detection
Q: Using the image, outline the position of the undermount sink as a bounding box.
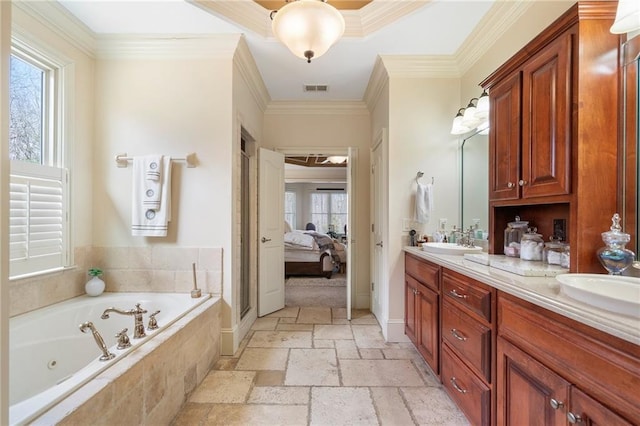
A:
[556,274,640,317]
[421,242,483,255]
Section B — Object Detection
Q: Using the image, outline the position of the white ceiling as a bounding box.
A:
[58,0,497,101]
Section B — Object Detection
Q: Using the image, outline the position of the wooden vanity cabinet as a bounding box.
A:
[441,269,496,426]
[482,1,621,273]
[497,293,640,425]
[404,254,440,375]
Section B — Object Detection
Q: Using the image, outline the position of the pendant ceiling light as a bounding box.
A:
[271,0,345,63]
[610,0,640,34]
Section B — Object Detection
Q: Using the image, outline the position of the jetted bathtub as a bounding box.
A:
[9,292,213,425]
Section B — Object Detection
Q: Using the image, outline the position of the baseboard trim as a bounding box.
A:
[385,318,411,343]
[220,325,239,356]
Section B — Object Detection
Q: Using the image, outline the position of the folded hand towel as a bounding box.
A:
[132,155,172,237]
[414,182,433,224]
[145,155,162,181]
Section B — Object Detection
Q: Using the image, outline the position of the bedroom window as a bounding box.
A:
[310,192,347,235]
[9,43,70,279]
[284,191,296,230]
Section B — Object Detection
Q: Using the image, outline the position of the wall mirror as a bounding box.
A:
[460,129,488,233]
[621,35,639,261]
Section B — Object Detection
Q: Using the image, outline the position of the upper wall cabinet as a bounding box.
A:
[481,0,621,272]
[489,32,572,202]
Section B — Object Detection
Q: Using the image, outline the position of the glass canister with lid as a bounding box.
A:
[520,227,544,261]
[504,216,529,257]
[543,237,567,266]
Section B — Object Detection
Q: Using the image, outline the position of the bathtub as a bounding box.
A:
[9,292,216,425]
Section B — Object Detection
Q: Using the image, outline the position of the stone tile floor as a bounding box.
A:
[171,307,469,426]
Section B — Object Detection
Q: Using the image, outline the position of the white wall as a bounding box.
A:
[263,104,371,309]
[386,77,461,340]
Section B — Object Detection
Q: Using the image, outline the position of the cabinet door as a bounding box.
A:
[568,387,633,426]
[497,337,570,426]
[417,283,439,373]
[489,72,521,201]
[521,32,572,199]
[405,275,418,344]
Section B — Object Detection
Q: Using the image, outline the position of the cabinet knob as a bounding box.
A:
[450,377,468,394]
[567,412,583,424]
[518,179,527,186]
[451,328,468,342]
[507,182,515,188]
[549,398,564,410]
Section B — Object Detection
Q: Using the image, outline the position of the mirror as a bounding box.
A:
[460,130,489,234]
[621,36,639,259]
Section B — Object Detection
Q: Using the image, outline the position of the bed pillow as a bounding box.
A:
[284,231,315,249]
[284,221,292,233]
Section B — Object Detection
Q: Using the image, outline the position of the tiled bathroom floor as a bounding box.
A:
[171,307,469,426]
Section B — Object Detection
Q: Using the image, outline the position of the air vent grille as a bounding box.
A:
[304,84,329,92]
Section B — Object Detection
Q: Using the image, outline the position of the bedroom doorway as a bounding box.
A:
[280,149,355,319]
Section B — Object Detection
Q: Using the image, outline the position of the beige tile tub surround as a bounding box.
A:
[94,246,223,295]
[33,297,221,425]
[172,307,470,426]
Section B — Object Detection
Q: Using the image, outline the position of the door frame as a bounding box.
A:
[276,147,357,317]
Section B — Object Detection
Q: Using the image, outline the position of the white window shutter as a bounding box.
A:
[9,161,68,277]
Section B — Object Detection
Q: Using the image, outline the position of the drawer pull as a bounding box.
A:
[549,398,564,410]
[567,412,582,424]
[450,377,468,394]
[449,289,467,299]
[450,329,467,342]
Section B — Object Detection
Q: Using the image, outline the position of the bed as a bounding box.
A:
[284,230,346,278]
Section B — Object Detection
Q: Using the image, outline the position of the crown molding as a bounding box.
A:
[265,100,369,115]
[363,56,388,111]
[12,0,96,58]
[359,0,430,35]
[454,1,533,76]
[95,34,241,59]
[234,36,271,111]
[381,55,460,78]
[190,0,272,37]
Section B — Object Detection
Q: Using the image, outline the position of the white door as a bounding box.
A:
[346,148,356,321]
[258,148,285,317]
[371,134,386,320]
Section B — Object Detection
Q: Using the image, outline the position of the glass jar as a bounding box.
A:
[520,228,544,261]
[597,213,635,275]
[543,237,566,266]
[560,244,570,268]
[504,216,529,257]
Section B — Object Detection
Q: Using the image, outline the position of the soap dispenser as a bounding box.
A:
[597,213,635,275]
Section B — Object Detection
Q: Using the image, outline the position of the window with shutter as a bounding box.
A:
[9,161,69,278]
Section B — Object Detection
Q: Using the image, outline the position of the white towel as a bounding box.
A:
[132,155,172,237]
[414,182,433,224]
[142,155,163,210]
[145,155,162,181]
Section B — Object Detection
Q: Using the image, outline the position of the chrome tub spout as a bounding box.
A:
[101,303,148,338]
[79,321,115,361]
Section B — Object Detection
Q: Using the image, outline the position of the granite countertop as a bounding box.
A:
[404,246,640,346]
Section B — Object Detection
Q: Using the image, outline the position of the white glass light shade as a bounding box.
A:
[323,155,347,164]
[451,110,471,135]
[474,91,489,121]
[610,0,640,34]
[272,0,345,63]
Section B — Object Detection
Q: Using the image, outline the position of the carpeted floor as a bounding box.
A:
[285,274,347,308]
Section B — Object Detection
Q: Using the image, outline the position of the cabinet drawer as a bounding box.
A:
[443,270,492,323]
[442,300,492,382]
[405,254,440,291]
[442,344,491,426]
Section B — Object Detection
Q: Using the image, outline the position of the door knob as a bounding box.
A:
[261,237,271,243]
[376,242,383,247]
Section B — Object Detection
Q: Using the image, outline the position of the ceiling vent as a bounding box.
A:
[304,84,329,92]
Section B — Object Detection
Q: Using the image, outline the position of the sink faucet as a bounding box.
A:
[79,321,115,361]
[456,227,476,248]
[101,303,148,338]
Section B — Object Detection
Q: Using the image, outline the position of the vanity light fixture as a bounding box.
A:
[451,108,471,135]
[610,0,640,34]
[462,98,481,129]
[270,0,345,63]
[474,90,489,121]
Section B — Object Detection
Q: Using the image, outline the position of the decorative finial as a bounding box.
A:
[610,213,622,232]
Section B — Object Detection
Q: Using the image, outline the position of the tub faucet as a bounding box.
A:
[79,321,116,361]
[101,303,148,338]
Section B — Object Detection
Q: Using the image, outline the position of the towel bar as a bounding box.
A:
[115,153,196,168]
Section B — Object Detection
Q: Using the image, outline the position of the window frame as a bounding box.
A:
[284,190,297,230]
[310,191,347,235]
[8,35,71,279]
